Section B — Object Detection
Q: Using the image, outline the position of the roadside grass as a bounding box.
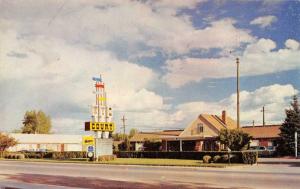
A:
[97,158,226,167]
[1,158,243,167]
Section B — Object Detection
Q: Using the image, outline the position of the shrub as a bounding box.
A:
[242,151,258,164]
[221,154,229,163]
[212,155,221,163]
[203,155,211,163]
[3,153,25,159]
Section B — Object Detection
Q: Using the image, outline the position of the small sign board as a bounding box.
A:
[88,145,94,152]
[82,136,94,145]
[85,122,115,132]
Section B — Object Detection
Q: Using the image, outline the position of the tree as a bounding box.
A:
[129,128,138,138]
[21,110,52,134]
[0,133,17,151]
[118,138,131,151]
[278,95,300,156]
[112,133,128,141]
[218,128,252,151]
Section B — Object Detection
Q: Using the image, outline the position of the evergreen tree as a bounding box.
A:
[21,110,52,134]
[278,95,300,156]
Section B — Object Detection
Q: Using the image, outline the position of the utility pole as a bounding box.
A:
[121,115,127,140]
[236,58,240,128]
[295,131,298,158]
[261,106,266,126]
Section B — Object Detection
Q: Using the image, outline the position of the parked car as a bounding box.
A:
[249,146,275,157]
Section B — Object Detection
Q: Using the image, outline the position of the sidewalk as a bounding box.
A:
[258,157,300,164]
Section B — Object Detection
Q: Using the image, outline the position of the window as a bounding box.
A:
[197,123,204,134]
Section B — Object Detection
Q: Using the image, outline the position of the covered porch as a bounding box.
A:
[161,136,223,152]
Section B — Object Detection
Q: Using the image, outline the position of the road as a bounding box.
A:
[0,159,299,189]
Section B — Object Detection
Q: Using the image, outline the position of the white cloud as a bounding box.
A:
[163,38,300,88]
[0,29,169,133]
[175,84,297,126]
[250,15,277,28]
[154,18,254,54]
[0,1,253,55]
[244,38,276,54]
[285,39,300,50]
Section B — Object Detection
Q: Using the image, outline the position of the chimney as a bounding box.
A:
[222,110,226,125]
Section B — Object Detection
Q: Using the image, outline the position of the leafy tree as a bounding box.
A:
[112,133,128,141]
[129,128,138,138]
[118,138,131,151]
[218,129,252,151]
[21,110,52,134]
[0,133,17,151]
[278,95,300,156]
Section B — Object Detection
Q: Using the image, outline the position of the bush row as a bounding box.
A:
[115,151,258,164]
[4,153,25,159]
[0,151,87,160]
[22,151,87,159]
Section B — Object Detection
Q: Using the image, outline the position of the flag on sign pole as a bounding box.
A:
[92,76,102,82]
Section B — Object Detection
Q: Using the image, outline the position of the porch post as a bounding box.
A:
[179,139,182,152]
[166,140,168,151]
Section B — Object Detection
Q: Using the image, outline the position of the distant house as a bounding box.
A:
[241,125,281,148]
[162,111,237,151]
[129,130,183,151]
[8,134,83,152]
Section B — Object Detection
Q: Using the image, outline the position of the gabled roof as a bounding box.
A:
[179,113,237,137]
[201,114,237,130]
[241,125,281,139]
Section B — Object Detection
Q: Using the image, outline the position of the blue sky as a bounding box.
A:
[0,0,299,134]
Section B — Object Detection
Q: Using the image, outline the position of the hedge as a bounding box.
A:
[22,151,87,159]
[115,151,258,164]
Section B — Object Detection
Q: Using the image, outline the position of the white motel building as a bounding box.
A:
[8,134,84,152]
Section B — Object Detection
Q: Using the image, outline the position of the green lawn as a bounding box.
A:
[1,158,242,167]
[97,158,239,167]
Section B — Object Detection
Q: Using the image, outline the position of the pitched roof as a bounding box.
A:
[159,130,183,136]
[201,114,237,130]
[130,130,183,142]
[241,125,281,139]
[130,132,161,142]
[178,113,237,138]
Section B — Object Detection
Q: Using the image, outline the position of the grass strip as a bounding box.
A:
[1,158,243,168]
